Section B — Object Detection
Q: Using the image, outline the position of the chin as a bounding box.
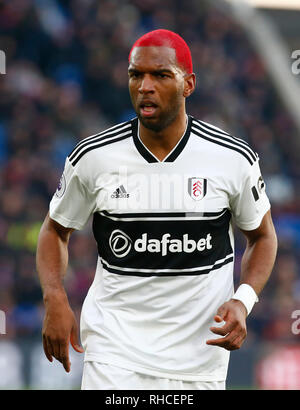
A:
[138,115,163,132]
[138,113,177,133]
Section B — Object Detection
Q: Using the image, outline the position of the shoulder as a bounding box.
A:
[190,116,258,167]
[67,118,136,168]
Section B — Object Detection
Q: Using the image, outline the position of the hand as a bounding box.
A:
[42,293,84,372]
[206,299,248,351]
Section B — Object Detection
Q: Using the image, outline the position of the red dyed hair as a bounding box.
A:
[129,29,193,74]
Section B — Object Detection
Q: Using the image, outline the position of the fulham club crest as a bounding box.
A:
[188,177,207,201]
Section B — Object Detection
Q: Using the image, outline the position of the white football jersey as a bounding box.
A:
[49,116,270,381]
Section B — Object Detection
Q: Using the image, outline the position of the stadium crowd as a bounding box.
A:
[0,0,299,388]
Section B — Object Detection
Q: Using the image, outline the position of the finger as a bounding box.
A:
[227,335,244,350]
[209,326,229,336]
[45,337,56,362]
[207,325,237,345]
[228,327,247,349]
[51,338,61,362]
[51,337,71,372]
[206,329,243,350]
[210,317,236,336]
[210,322,236,335]
[42,335,53,363]
[215,305,228,321]
[221,333,244,351]
[213,315,224,323]
[59,340,71,373]
[211,309,228,327]
[70,324,84,353]
[206,335,227,347]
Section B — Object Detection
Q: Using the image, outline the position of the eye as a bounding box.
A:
[129,71,141,79]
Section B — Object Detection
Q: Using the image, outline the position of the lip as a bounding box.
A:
[140,106,157,117]
[139,100,158,118]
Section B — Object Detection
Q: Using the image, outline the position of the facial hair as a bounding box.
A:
[133,89,183,133]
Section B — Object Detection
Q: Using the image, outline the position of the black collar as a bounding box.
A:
[132,115,192,163]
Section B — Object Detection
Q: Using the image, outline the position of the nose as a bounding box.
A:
[138,74,155,94]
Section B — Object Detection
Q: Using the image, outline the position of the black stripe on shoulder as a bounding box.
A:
[68,121,133,166]
[68,121,132,163]
[198,119,256,153]
[69,120,132,157]
[191,125,254,165]
[192,127,254,165]
[192,119,257,163]
[69,132,132,167]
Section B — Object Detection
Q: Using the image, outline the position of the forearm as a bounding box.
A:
[36,215,83,371]
[240,219,277,296]
[36,214,71,303]
[207,214,277,349]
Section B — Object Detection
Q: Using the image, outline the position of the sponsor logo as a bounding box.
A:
[188,177,207,201]
[109,230,132,258]
[109,230,213,258]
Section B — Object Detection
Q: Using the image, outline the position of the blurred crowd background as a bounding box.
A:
[0,0,299,389]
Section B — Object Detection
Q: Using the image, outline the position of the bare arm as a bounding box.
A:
[206,210,277,350]
[36,212,84,372]
[239,210,277,295]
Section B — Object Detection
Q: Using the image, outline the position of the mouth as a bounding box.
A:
[139,102,158,118]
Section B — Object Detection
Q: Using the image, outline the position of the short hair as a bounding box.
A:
[128,29,193,74]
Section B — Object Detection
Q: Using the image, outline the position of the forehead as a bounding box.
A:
[129,46,179,71]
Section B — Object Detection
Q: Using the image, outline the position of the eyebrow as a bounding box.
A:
[128,68,174,75]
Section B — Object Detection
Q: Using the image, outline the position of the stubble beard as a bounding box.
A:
[138,108,179,132]
[135,93,183,133]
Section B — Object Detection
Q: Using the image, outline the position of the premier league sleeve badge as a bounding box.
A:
[55,173,66,198]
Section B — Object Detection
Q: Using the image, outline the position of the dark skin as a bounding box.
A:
[206,211,277,349]
[128,46,196,161]
[36,45,277,371]
[36,216,83,372]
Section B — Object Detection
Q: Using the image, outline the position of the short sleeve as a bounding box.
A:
[49,157,96,230]
[230,157,271,231]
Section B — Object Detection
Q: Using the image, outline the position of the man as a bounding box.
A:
[36,29,277,390]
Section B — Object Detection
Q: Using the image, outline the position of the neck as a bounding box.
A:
[139,108,188,162]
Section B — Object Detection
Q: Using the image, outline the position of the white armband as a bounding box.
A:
[232,284,259,316]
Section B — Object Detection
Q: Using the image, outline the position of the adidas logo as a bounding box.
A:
[111,185,130,198]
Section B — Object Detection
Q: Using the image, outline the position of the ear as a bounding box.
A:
[183,73,196,98]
